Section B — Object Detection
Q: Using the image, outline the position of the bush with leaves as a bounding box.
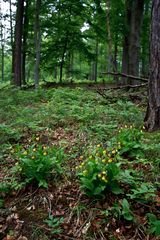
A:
[114,125,144,158]
[13,145,64,188]
[76,145,123,197]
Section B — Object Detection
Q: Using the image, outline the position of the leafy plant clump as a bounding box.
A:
[115,125,144,158]
[76,144,123,197]
[12,144,65,188]
[44,215,64,235]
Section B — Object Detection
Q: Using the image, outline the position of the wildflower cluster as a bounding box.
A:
[13,144,64,188]
[76,145,121,197]
[116,125,144,158]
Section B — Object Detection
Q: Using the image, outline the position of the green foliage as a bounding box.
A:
[44,215,64,235]
[0,124,22,144]
[147,213,160,236]
[0,182,10,194]
[127,183,156,203]
[76,145,122,197]
[102,199,134,222]
[115,125,144,158]
[0,199,4,208]
[13,145,64,188]
[121,198,134,221]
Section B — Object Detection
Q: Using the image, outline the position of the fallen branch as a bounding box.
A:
[96,83,147,99]
[101,72,148,82]
[97,83,147,92]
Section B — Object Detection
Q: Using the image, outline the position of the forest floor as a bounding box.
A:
[0,86,160,240]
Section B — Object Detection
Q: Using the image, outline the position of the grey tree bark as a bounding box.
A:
[144,0,160,131]
[13,0,24,87]
[121,0,144,85]
[0,23,4,82]
[34,0,41,89]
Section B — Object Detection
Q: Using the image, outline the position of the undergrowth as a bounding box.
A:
[0,87,160,240]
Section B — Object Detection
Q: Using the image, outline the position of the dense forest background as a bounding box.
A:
[0,0,151,86]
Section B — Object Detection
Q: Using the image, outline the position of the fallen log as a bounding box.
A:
[97,83,147,92]
[101,72,148,82]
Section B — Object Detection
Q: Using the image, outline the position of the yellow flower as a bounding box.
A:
[125,125,127,128]
[130,125,133,129]
[80,156,83,160]
[98,174,101,178]
[103,150,106,155]
[83,170,87,175]
[112,150,116,154]
[32,156,35,159]
[33,148,36,152]
[23,151,28,155]
[43,152,47,156]
[97,144,101,148]
[102,176,106,181]
[43,146,47,150]
[36,137,40,141]
[15,162,19,166]
[142,126,145,130]
[140,130,143,133]
[96,153,99,157]
[102,159,106,163]
[81,162,85,166]
[10,149,15,154]
[75,166,79,170]
[108,159,112,163]
[102,171,106,175]
[89,155,92,159]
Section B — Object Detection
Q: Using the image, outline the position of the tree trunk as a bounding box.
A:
[0,23,4,82]
[128,0,144,80]
[113,36,118,82]
[34,0,41,89]
[59,37,68,83]
[106,0,113,73]
[121,0,144,85]
[144,0,160,131]
[121,0,131,84]
[13,0,24,87]
[22,0,30,85]
[9,0,14,84]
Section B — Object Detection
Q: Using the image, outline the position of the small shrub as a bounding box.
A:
[147,213,160,236]
[115,125,144,158]
[44,215,64,234]
[13,145,64,188]
[76,145,122,197]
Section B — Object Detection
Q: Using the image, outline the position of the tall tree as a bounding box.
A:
[13,0,24,86]
[144,0,160,131]
[34,0,41,89]
[122,0,144,84]
[0,3,4,82]
[22,0,30,85]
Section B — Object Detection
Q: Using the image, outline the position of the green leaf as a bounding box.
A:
[121,199,134,221]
